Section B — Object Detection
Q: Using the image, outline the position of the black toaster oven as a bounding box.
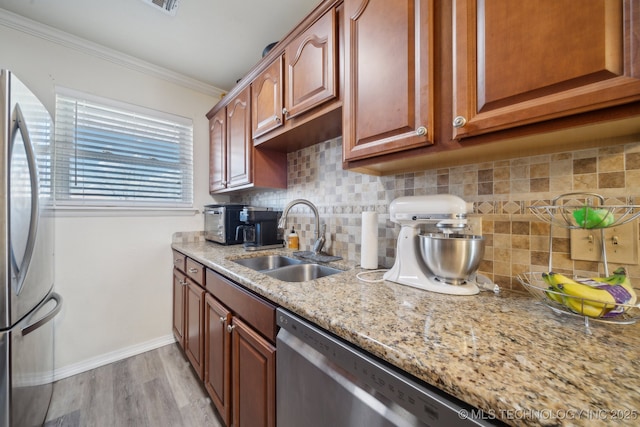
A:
[204,204,244,244]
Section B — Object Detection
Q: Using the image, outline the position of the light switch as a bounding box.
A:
[570,220,639,265]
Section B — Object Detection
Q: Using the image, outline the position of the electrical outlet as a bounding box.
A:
[570,220,639,265]
[466,216,482,236]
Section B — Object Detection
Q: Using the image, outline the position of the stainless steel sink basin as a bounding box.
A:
[263,263,342,282]
[233,255,304,271]
[232,254,343,282]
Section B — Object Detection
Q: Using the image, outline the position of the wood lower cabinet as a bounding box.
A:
[173,252,277,426]
[185,280,205,379]
[232,317,276,427]
[172,250,187,349]
[342,0,434,162]
[172,267,187,349]
[172,252,206,379]
[205,294,232,426]
[452,0,640,139]
[205,268,277,427]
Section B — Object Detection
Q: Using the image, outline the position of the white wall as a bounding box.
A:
[1,15,227,376]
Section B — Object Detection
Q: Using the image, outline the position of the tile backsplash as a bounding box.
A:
[232,135,640,291]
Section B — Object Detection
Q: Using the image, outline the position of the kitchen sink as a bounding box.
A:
[232,255,343,282]
[263,263,342,282]
[233,255,304,271]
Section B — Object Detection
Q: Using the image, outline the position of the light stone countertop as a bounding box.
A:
[172,239,640,427]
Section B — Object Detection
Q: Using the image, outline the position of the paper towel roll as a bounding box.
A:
[361,211,378,269]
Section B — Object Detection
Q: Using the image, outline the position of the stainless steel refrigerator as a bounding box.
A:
[1,70,62,427]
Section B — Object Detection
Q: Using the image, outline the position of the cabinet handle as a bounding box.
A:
[453,116,467,128]
[179,279,188,286]
[275,116,281,124]
[219,316,226,324]
[416,126,427,136]
[174,258,182,264]
[188,268,199,274]
[282,108,288,117]
[227,324,235,333]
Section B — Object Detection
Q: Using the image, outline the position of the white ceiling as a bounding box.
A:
[0,0,320,91]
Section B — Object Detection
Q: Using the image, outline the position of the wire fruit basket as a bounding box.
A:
[528,192,640,230]
[517,272,640,325]
[518,192,640,327]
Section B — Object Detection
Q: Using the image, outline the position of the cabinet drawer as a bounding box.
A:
[172,250,186,272]
[186,258,205,285]
[205,269,277,342]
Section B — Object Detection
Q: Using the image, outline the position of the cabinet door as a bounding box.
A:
[285,7,337,119]
[232,317,276,427]
[172,268,187,349]
[226,86,252,189]
[452,0,640,139]
[252,57,284,138]
[209,109,227,192]
[204,294,232,426]
[343,0,434,161]
[185,281,205,379]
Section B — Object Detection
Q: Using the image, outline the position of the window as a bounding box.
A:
[54,88,193,208]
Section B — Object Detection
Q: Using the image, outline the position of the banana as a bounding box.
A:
[540,270,637,317]
[585,267,637,306]
[543,272,582,288]
[557,280,617,309]
[564,296,608,317]
[544,286,564,304]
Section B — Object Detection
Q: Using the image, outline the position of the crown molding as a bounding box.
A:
[0,8,225,98]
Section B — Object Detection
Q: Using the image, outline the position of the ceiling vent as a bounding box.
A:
[141,0,180,16]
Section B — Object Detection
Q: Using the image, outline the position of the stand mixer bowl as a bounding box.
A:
[419,234,485,285]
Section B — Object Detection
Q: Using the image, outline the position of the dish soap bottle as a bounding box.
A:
[287,227,299,250]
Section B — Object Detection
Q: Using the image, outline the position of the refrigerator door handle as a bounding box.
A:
[9,103,40,293]
[21,292,62,336]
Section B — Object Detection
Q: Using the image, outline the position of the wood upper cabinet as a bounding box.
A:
[251,5,339,143]
[205,294,232,426]
[210,85,287,193]
[452,0,640,139]
[342,0,434,162]
[208,108,226,192]
[252,57,284,139]
[226,87,252,189]
[285,7,337,119]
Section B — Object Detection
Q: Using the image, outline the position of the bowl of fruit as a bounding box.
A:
[518,267,640,324]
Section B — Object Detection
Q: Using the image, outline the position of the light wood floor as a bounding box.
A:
[44,343,223,427]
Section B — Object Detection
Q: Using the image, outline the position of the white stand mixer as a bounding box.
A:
[383,195,482,295]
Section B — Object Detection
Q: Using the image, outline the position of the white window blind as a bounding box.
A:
[54,88,193,208]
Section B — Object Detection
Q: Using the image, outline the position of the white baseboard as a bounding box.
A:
[53,334,177,381]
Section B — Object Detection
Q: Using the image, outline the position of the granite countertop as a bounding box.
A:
[172,238,640,427]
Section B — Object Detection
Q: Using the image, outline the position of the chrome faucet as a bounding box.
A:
[278,199,325,254]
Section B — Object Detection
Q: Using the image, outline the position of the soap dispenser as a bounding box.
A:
[287,227,299,250]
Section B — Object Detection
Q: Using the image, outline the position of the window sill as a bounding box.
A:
[52,206,200,217]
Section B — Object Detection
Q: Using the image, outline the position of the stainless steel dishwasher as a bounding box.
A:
[276,308,503,427]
